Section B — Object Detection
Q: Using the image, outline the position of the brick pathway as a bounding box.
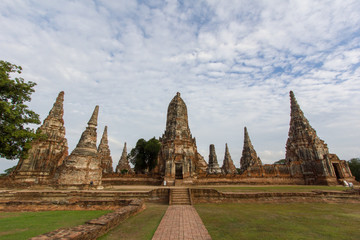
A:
[152,205,212,240]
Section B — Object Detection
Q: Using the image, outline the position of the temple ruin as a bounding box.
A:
[56,106,102,186]
[13,91,68,183]
[98,126,113,174]
[221,144,237,174]
[239,127,262,174]
[285,91,354,185]
[9,90,356,187]
[157,92,208,185]
[207,144,222,174]
[115,142,133,174]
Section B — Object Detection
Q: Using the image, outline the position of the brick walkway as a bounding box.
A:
[152,205,212,240]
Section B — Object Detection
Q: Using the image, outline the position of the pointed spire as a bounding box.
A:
[56,106,102,185]
[88,105,99,127]
[99,126,108,147]
[15,91,68,175]
[240,127,262,173]
[289,91,308,122]
[286,91,329,164]
[48,91,64,119]
[116,142,132,173]
[244,127,250,143]
[98,126,113,174]
[221,143,237,174]
[207,144,222,174]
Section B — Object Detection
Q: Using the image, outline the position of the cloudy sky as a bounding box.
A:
[1,0,359,173]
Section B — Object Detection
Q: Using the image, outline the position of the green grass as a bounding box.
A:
[196,185,349,192]
[0,210,111,240]
[99,203,168,240]
[195,203,360,240]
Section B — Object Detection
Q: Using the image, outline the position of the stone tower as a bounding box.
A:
[221,143,237,174]
[14,91,68,183]
[207,144,222,174]
[239,127,262,174]
[285,91,354,184]
[98,126,113,174]
[158,92,207,185]
[116,142,133,173]
[56,106,102,186]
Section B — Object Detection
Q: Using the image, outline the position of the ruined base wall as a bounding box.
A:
[0,189,169,211]
[29,199,145,240]
[102,173,163,186]
[195,175,305,185]
[190,188,360,203]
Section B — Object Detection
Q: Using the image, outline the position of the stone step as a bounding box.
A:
[171,200,191,203]
[170,188,191,205]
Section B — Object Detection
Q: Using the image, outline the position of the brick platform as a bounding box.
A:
[152,205,211,240]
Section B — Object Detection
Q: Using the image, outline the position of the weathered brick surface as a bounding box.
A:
[0,189,169,211]
[190,188,360,203]
[98,126,113,174]
[221,143,237,174]
[13,91,68,183]
[239,127,262,174]
[207,144,221,174]
[115,142,133,174]
[56,106,103,186]
[158,92,208,185]
[30,199,145,240]
[285,91,355,184]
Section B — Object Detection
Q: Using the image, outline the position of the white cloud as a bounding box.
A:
[1,0,360,173]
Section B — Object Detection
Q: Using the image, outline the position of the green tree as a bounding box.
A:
[0,60,41,160]
[348,158,360,181]
[129,137,161,173]
[274,159,286,164]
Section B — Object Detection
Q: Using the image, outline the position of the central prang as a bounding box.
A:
[156,92,207,185]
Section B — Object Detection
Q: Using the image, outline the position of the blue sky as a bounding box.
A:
[1,0,359,173]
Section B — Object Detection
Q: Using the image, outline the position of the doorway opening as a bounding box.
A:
[332,163,342,179]
[175,163,183,179]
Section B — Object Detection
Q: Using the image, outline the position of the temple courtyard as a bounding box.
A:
[1,185,360,239]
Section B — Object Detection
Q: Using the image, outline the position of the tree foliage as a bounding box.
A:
[129,137,161,173]
[0,60,41,160]
[348,158,360,181]
[274,159,286,164]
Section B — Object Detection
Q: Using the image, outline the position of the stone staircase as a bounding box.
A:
[170,188,191,205]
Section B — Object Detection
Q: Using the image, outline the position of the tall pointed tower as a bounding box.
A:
[207,144,222,174]
[56,106,102,186]
[285,91,354,184]
[221,143,237,174]
[14,91,68,183]
[239,127,262,174]
[98,126,113,174]
[116,142,133,173]
[158,92,207,185]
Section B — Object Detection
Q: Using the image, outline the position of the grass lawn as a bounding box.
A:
[196,203,360,240]
[196,185,349,192]
[0,210,111,240]
[99,203,168,240]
